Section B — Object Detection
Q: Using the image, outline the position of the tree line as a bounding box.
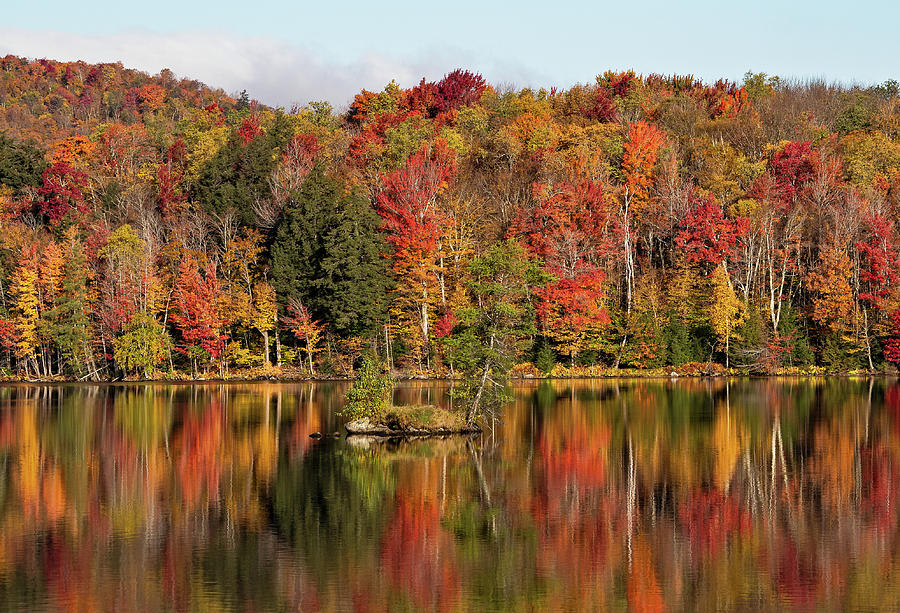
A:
[1,56,900,378]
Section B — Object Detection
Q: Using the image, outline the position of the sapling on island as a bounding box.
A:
[343,353,480,436]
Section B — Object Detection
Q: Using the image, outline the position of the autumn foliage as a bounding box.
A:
[0,55,899,377]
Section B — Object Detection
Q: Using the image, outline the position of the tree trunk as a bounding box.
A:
[421,284,430,371]
[622,191,635,315]
[274,317,282,368]
[864,308,875,371]
[306,333,315,376]
[466,358,492,424]
[437,250,447,306]
[614,334,627,369]
[466,335,495,423]
[384,322,393,371]
[725,331,729,370]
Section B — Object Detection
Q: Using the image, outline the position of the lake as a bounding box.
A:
[0,378,896,612]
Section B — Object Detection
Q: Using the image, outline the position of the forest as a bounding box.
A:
[1,55,900,379]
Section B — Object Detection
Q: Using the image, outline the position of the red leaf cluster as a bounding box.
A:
[37,161,89,224]
[171,257,228,361]
[580,87,617,123]
[238,114,263,145]
[536,274,610,332]
[884,309,900,364]
[511,179,616,279]
[755,140,818,208]
[376,140,457,268]
[675,192,749,266]
[857,214,900,307]
[157,137,188,213]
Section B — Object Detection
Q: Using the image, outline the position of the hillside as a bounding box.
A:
[0,55,899,379]
[0,55,239,146]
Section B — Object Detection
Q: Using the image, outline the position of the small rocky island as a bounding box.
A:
[342,356,481,438]
[345,405,482,437]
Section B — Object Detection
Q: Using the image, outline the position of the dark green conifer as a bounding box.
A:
[0,134,47,195]
[271,164,392,338]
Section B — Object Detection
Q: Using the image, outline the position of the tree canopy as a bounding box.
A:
[0,56,898,378]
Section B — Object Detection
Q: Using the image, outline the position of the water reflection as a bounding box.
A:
[0,379,897,611]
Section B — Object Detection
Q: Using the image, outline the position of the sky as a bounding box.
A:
[1,0,897,109]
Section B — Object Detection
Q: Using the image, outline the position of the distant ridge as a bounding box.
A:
[0,54,239,146]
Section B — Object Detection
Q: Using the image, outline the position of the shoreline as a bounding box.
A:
[0,370,896,385]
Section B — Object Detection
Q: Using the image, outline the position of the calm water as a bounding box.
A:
[0,378,897,612]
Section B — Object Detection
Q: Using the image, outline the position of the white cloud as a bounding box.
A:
[0,28,512,109]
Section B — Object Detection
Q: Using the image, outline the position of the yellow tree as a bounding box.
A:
[252,281,278,366]
[667,261,703,322]
[181,104,230,182]
[620,273,668,368]
[708,264,745,369]
[38,241,64,306]
[11,252,40,376]
[220,229,270,362]
[666,260,707,367]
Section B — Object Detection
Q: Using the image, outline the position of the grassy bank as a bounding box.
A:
[0,362,895,384]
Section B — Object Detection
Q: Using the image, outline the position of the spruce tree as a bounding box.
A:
[193,113,292,226]
[0,134,47,195]
[271,164,392,338]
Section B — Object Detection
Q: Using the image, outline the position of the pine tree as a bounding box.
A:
[271,164,392,338]
[0,134,47,195]
[193,112,293,226]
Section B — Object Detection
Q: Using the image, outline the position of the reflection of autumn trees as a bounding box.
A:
[0,384,317,611]
[175,399,224,510]
[2,380,900,611]
[627,537,665,613]
[860,444,899,533]
[499,379,900,611]
[531,388,618,607]
[286,385,323,458]
[677,490,751,557]
[381,494,461,611]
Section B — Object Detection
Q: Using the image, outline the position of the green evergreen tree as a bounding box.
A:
[193,112,292,226]
[0,134,47,195]
[533,339,557,375]
[730,302,766,372]
[270,164,392,338]
[665,315,709,366]
[777,304,814,367]
[819,330,863,372]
